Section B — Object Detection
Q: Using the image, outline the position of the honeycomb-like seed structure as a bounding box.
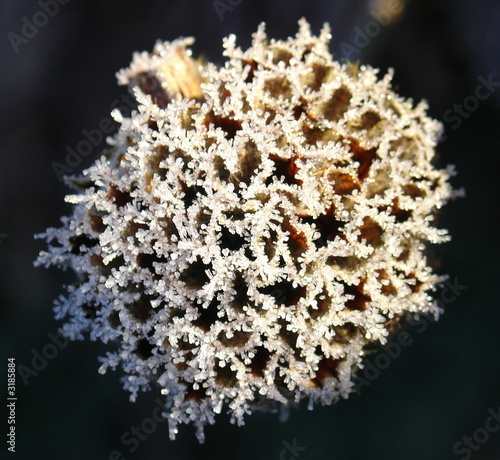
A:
[36,20,457,441]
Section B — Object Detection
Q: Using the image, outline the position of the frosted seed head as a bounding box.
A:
[36,19,456,442]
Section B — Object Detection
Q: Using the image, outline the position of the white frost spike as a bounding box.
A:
[35,19,456,442]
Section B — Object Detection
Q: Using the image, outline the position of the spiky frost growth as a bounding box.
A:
[35,20,457,441]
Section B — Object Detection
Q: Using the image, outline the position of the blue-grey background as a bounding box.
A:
[1,0,499,459]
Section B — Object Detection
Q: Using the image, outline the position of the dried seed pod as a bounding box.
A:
[35,19,458,442]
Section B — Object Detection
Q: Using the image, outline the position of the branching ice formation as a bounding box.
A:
[35,19,458,442]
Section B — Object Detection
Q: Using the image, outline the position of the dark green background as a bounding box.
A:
[1,0,499,459]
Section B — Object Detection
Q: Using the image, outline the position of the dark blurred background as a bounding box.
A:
[1,0,499,459]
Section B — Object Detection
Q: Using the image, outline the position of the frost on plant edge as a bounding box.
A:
[35,19,459,442]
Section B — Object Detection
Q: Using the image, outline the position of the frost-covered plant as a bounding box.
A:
[36,19,458,441]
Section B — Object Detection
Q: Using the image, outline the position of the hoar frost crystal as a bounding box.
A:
[36,20,458,441]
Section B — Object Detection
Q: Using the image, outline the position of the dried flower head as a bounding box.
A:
[36,19,457,441]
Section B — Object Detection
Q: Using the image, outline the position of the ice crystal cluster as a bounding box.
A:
[36,20,456,441]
